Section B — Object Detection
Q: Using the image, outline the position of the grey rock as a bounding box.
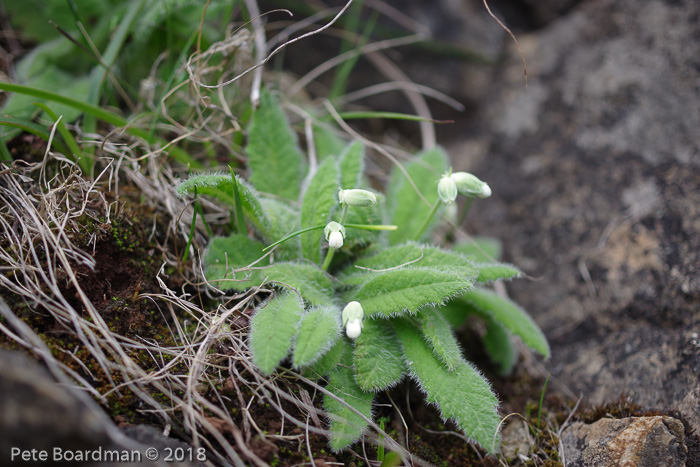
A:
[0,349,202,466]
[0,349,113,461]
[561,416,687,466]
[447,0,700,432]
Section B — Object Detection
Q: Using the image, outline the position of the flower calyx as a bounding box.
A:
[438,173,458,206]
[338,188,377,207]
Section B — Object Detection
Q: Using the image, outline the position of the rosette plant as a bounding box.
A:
[177,89,549,453]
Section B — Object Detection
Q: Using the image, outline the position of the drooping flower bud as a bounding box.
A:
[437,175,458,205]
[345,319,362,339]
[338,188,377,207]
[342,301,364,339]
[324,221,346,249]
[450,172,492,199]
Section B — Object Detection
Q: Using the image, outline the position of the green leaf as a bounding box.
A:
[394,319,501,453]
[260,198,300,260]
[293,306,341,368]
[205,247,334,306]
[350,268,473,318]
[461,288,549,358]
[353,319,405,391]
[203,235,267,291]
[482,315,517,377]
[304,338,350,378]
[474,262,522,283]
[249,291,305,375]
[386,147,448,244]
[265,263,335,307]
[338,140,365,190]
[313,123,346,162]
[437,301,472,329]
[301,157,339,264]
[346,242,478,282]
[246,90,304,201]
[419,307,463,371]
[324,353,375,452]
[0,81,199,167]
[344,193,384,248]
[177,172,272,239]
[452,237,502,262]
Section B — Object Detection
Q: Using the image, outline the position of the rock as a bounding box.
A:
[561,416,687,466]
[0,349,202,466]
[0,349,113,459]
[448,0,700,433]
[500,419,533,460]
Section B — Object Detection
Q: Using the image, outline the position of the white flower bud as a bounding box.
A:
[345,318,362,339]
[328,231,343,249]
[338,188,377,207]
[450,172,491,199]
[437,175,458,205]
[324,221,346,249]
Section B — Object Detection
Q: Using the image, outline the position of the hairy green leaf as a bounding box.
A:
[324,353,375,452]
[301,157,339,264]
[177,172,272,238]
[304,338,350,379]
[474,262,522,283]
[436,301,472,329]
[386,147,448,243]
[246,90,304,201]
[205,250,334,306]
[394,319,500,453]
[259,198,300,260]
[313,123,346,162]
[203,235,267,291]
[346,242,477,281]
[353,319,405,391]
[350,268,473,318]
[419,307,463,371]
[452,237,502,262]
[461,288,549,358]
[249,292,305,375]
[482,315,517,377]
[338,140,365,190]
[293,306,341,368]
[265,263,335,307]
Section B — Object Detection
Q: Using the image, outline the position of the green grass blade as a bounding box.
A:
[0,81,200,168]
[0,114,68,155]
[336,111,452,123]
[33,103,92,173]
